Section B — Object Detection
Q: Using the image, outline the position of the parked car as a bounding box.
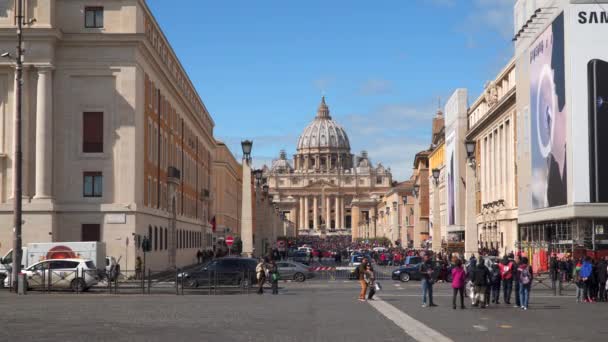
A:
[276,261,314,282]
[392,261,453,282]
[290,251,311,265]
[180,257,257,288]
[348,253,372,268]
[403,256,422,266]
[19,258,99,292]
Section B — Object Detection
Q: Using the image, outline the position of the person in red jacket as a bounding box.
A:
[499,256,514,305]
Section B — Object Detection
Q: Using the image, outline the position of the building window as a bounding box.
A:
[154,226,158,251]
[83,112,103,153]
[83,172,103,197]
[84,7,104,28]
[159,226,163,251]
[82,224,101,242]
[376,176,383,184]
[164,228,168,250]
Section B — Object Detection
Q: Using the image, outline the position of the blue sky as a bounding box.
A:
[147,0,514,180]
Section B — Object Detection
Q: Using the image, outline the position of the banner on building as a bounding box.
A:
[529,12,567,209]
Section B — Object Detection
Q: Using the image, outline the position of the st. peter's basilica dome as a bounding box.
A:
[296,97,351,152]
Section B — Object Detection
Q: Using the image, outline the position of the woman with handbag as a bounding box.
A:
[269,260,280,295]
[364,264,378,300]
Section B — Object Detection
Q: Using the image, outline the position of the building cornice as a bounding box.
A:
[466,88,516,140]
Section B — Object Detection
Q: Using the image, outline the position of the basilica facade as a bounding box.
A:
[263,97,393,237]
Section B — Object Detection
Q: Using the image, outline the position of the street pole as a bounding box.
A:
[11,0,24,292]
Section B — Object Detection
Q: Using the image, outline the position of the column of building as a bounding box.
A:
[334,196,340,229]
[325,195,331,230]
[34,66,53,201]
[313,196,318,230]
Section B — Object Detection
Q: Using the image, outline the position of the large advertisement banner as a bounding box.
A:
[569,4,608,204]
[446,131,455,225]
[444,88,467,227]
[529,13,567,209]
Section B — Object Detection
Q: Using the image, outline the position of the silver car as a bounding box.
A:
[276,261,314,282]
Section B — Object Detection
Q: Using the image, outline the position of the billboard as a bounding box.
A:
[444,89,467,228]
[446,131,455,225]
[529,13,567,209]
[569,4,608,204]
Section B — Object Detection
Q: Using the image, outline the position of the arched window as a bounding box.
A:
[148,225,152,244]
[164,228,168,250]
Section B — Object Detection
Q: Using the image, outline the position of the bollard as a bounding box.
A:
[17,273,27,295]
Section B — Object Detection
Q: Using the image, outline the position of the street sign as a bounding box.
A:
[226,236,234,247]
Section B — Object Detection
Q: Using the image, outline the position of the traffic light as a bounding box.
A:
[141,236,151,253]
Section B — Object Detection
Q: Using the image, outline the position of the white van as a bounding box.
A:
[1,242,108,286]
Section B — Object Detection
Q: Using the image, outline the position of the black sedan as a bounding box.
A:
[180,257,258,288]
[391,261,453,282]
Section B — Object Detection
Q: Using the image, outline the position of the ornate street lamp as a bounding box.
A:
[465,140,476,162]
[432,168,440,185]
[241,140,253,162]
[413,184,420,198]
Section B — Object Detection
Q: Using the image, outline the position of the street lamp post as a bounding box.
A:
[9,0,26,292]
[241,140,254,257]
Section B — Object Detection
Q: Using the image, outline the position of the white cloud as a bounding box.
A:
[338,102,437,180]
[358,79,394,96]
[313,76,335,94]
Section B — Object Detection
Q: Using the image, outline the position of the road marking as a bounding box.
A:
[472,325,488,332]
[368,296,453,342]
[499,325,512,329]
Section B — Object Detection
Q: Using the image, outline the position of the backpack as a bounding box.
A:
[520,267,531,285]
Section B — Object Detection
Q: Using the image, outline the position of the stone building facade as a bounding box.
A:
[264,97,393,239]
[0,1,215,270]
[465,60,517,256]
[211,140,242,243]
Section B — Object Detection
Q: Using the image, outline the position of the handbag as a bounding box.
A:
[374,282,382,291]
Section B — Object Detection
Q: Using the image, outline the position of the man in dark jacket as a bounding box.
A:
[598,257,608,302]
[420,255,437,307]
[472,258,490,308]
[549,254,559,290]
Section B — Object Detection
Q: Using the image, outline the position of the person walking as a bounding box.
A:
[357,257,369,302]
[513,255,522,308]
[518,257,533,310]
[549,254,559,290]
[597,256,607,302]
[256,258,267,295]
[472,258,490,308]
[574,259,584,303]
[364,264,377,300]
[490,263,502,304]
[135,256,142,280]
[580,256,593,303]
[420,254,437,307]
[499,256,514,304]
[451,258,467,309]
[269,260,279,295]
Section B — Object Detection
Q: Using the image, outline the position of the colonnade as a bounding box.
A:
[296,195,345,230]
